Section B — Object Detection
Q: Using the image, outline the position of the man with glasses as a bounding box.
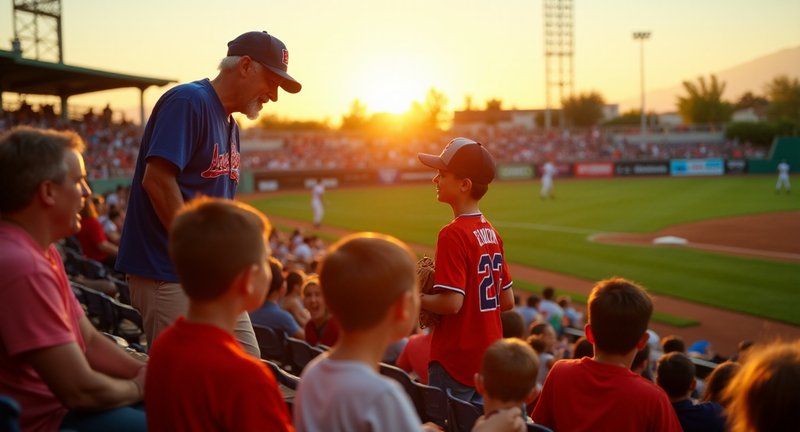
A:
[116,31,302,357]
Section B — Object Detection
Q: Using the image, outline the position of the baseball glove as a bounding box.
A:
[417,256,440,329]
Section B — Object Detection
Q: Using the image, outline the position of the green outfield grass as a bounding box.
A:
[250,176,800,325]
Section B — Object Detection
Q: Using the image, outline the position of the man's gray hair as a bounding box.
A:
[0,126,84,213]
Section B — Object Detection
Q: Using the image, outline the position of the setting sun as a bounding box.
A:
[354,54,431,114]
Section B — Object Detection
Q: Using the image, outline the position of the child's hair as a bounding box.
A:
[572,336,594,359]
[481,338,540,403]
[526,334,546,354]
[501,310,526,339]
[319,232,417,332]
[542,286,556,300]
[302,275,320,292]
[588,277,652,355]
[526,295,541,308]
[661,335,686,354]
[723,341,800,432]
[656,352,695,398]
[169,197,270,301]
[529,321,550,337]
[701,361,740,405]
[267,257,285,296]
[286,269,305,295]
[631,343,651,371]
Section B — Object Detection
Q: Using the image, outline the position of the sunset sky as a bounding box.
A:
[1,0,798,126]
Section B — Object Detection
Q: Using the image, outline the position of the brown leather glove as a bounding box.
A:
[417,256,440,329]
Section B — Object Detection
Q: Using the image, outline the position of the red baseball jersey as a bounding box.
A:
[429,213,513,386]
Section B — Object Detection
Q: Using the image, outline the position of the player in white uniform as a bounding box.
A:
[540,161,557,199]
[776,159,791,194]
[311,179,325,227]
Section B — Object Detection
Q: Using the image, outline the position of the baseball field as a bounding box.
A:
[248,175,800,327]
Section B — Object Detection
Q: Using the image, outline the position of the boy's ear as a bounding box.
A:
[635,332,649,350]
[474,373,485,396]
[459,177,473,193]
[392,291,414,321]
[233,264,258,296]
[584,323,595,344]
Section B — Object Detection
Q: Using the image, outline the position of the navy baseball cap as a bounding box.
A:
[227,31,302,94]
[418,137,496,185]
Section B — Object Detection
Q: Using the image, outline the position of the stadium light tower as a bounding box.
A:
[633,31,651,141]
[543,0,574,130]
[12,0,64,63]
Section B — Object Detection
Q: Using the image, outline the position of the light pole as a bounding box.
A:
[633,31,651,142]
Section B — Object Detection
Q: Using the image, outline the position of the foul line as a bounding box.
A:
[493,221,602,235]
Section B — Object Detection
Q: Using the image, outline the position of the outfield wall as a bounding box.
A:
[90,156,784,194]
[247,156,787,192]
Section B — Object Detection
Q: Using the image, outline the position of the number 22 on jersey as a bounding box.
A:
[478,253,503,311]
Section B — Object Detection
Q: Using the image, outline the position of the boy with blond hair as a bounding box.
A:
[293,233,521,432]
[475,338,539,432]
[145,198,292,431]
[294,233,428,431]
[417,137,515,402]
[531,277,681,431]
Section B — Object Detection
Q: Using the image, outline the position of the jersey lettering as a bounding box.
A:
[478,253,503,312]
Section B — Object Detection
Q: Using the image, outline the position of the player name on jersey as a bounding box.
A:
[473,228,499,246]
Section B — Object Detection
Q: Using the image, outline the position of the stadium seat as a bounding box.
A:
[446,388,483,432]
[0,395,21,432]
[286,337,325,374]
[64,249,108,279]
[691,357,719,380]
[262,359,300,415]
[253,324,288,365]
[110,276,131,305]
[71,282,145,349]
[417,382,449,430]
[379,363,428,421]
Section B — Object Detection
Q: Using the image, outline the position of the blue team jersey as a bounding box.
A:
[116,79,240,282]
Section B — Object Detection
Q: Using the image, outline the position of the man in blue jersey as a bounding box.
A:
[117,31,301,356]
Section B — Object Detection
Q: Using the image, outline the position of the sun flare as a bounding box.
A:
[354,55,430,114]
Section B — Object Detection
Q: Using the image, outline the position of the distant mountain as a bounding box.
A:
[618,45,800,113]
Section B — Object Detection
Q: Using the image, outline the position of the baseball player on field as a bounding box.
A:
[311,178,325,227]
[417,137,515,403]
[776,159,791,194]
[540,159,557,199]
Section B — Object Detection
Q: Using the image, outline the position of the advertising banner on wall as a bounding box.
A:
[670,159,725,176]
[725,159,748,174]
[497,164,535,180]
[573,162,614,178]
[614,161,670,176]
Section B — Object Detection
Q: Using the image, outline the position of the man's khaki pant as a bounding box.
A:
[128,274,260,358]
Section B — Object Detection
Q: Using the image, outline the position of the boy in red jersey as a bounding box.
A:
[145,197,292,431]
[531,277,681,431]
[417,137,515,402]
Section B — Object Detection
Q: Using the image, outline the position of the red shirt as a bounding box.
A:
[0,222,86,432]
[305,316,340,347]
[396,333,433,384]
[146,318,293,432]
[532,357,682,432]
[76,216,109,262]
[429,213,512,386]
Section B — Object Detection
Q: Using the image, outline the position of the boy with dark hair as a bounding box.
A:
[249,257,305,339]
[417,137,515,402]
[661,335,686,354]
[475,338,539,432]
[532,277,681,431]
[145,197,292,431]
[656,352,725,432]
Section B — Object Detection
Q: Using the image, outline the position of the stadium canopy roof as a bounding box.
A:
[0,49,175,123]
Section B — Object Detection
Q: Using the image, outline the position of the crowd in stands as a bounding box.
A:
[1,104,141,179]
[2,117,796,432]
[1,103,767,180]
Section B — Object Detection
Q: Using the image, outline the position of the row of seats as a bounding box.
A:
[70,282,146,351]
[253,324,552,432]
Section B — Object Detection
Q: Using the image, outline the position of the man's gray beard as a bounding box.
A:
[245,99,261,120]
